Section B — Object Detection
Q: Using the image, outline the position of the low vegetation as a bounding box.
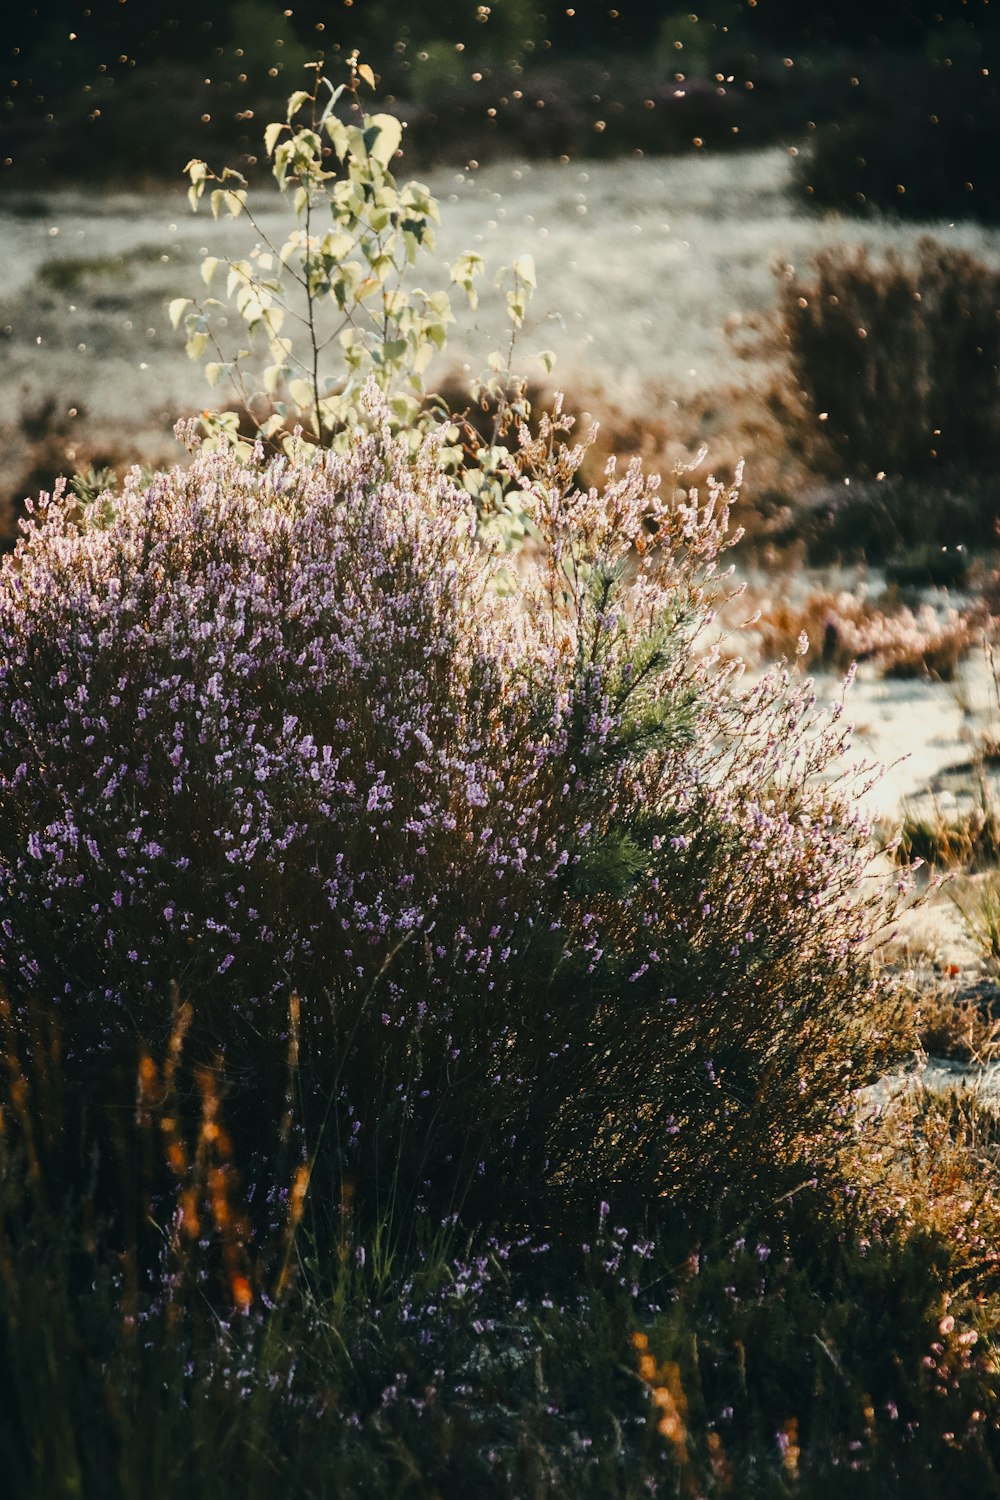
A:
[4,62,1000,1499]
[746,585,983,681]
[776,240,1000,487]
[4,402,1000,1495]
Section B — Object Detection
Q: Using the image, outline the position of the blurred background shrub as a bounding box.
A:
[777,239,1000,484]
[749,238,1000,563]
[2,0,997,206]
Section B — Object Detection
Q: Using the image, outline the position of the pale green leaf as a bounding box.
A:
[507,291,527,325]
[512,254,537,288]
[390,393,420,422]
[317,81,346,124]
[363,114,402,170]
[373,183,399,212]
[272,139,294,185]
[320,229,355,261]
[288,377,315,411]
[325,116,349,160]
[226,261,252,299]
[286,90,312,123]
[168,298,191,330]
[426,289,453,320]
[263,121,287,157]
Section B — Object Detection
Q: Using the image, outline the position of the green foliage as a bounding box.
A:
[954,873,1000,966]
[175,61,548,529]
[176,59,463,449]
[37,244,179,293]
[223,0,310,87]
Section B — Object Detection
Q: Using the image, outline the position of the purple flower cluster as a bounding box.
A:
[0,402,905,1207]
[0,426,569,1019]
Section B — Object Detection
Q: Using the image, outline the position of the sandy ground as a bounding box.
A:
[3,147,1000,435]
[823,650,997,819]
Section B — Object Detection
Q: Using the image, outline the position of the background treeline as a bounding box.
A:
[3,0,999,219]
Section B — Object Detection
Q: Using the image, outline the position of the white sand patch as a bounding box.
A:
[3,148,1000,433]
[820,655,994,820]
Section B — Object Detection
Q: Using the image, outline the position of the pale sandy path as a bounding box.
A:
[4,148,1000,432]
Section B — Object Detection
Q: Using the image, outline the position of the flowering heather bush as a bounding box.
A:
[0,401,902,1217]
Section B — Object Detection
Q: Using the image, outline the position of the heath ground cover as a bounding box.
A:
[2,52,1000,1500]
[3,387,1000,1496]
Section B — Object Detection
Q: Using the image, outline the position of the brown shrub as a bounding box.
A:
[774,239,1000,484]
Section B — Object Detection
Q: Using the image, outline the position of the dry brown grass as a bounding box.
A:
[739,584,985,679]
[906,979,1000,1068]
